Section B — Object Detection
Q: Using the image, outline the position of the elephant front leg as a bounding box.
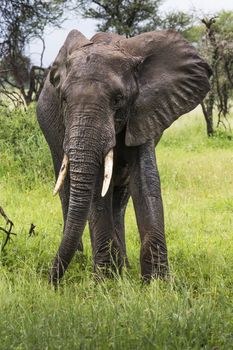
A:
[129,141,169,282]
[89,170,123,278]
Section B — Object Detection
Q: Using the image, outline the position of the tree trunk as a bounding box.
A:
[201,101,214,136]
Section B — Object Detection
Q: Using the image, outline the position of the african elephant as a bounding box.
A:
[37,29,211,284]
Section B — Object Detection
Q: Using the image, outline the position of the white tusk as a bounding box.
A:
[101,149,113,197]
[53,154,69,196]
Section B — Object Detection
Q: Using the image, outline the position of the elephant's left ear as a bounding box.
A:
[119,30,212,146]
[49,30,91,93]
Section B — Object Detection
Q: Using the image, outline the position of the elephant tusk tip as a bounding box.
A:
[53,188,58,196]
[101,183,108,197]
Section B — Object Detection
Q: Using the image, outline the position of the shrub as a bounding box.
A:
[0,105,53,188]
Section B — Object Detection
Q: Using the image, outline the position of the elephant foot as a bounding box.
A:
[141,262,169,284]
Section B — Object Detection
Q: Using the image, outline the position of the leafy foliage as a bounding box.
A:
[0,0,63,57]
[0,105,53,187]
[74,0,162,37]
[152,10,194,40]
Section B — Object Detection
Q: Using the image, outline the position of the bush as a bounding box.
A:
[0,105,53,188]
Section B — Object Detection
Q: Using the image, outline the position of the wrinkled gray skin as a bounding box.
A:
[37,30,211,284]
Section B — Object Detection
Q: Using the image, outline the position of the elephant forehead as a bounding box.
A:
[68,45,131,70]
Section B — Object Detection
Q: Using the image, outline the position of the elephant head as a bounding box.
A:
[48,29,211,282]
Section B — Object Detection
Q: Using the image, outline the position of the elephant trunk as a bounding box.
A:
[50,120,111,284]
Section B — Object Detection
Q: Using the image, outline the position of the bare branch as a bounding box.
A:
[0,206,16,251]
[28,223,36,237]
[37,35,46,68]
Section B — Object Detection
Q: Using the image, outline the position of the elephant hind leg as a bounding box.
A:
[89,168,123,277]
[112,185,130,268]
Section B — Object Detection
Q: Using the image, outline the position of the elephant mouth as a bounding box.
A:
[53,148,114,197]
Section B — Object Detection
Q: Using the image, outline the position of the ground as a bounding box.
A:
[0,106,233,349]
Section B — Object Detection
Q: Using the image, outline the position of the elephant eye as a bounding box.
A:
[113,93,124,108]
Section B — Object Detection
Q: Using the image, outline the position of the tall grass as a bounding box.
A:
[0,106,233,349]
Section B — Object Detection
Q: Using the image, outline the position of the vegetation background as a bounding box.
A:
[0,106,232,349]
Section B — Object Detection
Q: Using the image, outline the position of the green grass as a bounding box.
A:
[0,106,233,349]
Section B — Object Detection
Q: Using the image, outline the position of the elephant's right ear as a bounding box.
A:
[119,31,212,146]
[49,30,91,92]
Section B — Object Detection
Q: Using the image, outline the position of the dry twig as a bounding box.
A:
[0,206,16,251]
[28,223,36,237]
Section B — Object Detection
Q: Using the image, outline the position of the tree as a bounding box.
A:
[74,0,162,37]
[200,12,233,135]
[0,0,65,106]
[74,1,196,39]
[155,10,194,40]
